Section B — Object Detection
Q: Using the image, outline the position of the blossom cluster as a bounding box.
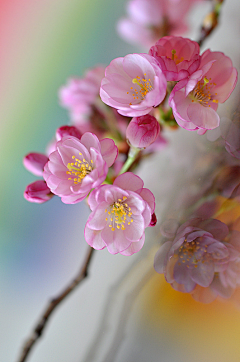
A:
[24,127,156,255]
[100,36,237,135]
[23,33,237,262]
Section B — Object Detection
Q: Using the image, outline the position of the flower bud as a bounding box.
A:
[56,125,82,141]
[24,180,53,203]
[23,153,48,176]
[149,212,157,227]
[126,114,160,148]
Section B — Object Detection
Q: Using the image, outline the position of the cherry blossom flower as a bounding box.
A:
[149,36,200,81]
[126,114,160,148]
[24,180,53,204]
[169,50,238,134]
[84,172,155,255]
[154,218,231,293]
[100,53,167,117]
[43,133,118,204]
[117,0,200,48]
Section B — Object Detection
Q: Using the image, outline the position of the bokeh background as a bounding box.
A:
[1,0,240,361]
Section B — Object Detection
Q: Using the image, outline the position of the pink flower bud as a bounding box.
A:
[149,212,157,227]
[56,125,82,141]
[126,114,160,148]
[24,180,53,203]
[23,153,49,177]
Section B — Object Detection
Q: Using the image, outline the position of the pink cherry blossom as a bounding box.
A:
[43,133,118,204]
[154,218,230,293]
[149,36,200,81]
[126,114,160,148]
[23,153,49,177]
[24,180,53,204]
[100,53,167,117]
[117,0,199,48]
[169,50,238,133]
[84,172,156,255]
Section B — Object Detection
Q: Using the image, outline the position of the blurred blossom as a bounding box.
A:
[24,180,53,204]
[149,36,200,81]
[220,113,240,159]
[59,65,105,110]
[212,165,240,198]
[59,65,110,139]
[117,0,200,48]
[154,218,232,295]
[100,53,167,117]
[43,133,118,204]
[85,172,155,255]
[126,114,160,148]
[192,226,240,303]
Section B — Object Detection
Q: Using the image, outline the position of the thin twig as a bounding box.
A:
[197,0,225,47]
[16,246,95,362]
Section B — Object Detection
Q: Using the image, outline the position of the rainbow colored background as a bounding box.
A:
[1,1,240,361]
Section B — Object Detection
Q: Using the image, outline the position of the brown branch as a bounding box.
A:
[16,246,95,362]
[197,0,225,47]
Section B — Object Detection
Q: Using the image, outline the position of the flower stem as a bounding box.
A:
[16,246,95,362]
[197,0,225,47]
[119,147,140,175]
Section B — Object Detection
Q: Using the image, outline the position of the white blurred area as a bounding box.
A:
[1,1,240,362]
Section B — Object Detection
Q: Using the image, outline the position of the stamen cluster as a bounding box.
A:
[105,196,133,231]
[67,154,93,184]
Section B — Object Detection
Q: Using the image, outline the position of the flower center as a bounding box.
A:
[178,238,209,267]
[127,73,153,105]
[105,196,133,231]
[171,49,184,64]
[190,77,219,107]
[66,153,93,184]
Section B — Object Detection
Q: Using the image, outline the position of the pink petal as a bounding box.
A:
[80,132,101,152]
[190,261,214,287]
[84,226,106,250]
[86,203,109,230]
[102,227,131,254]
[120,234,145,256]
[123,214,145,241]
[100,138,118,167]
[187,103,220,130]
[113,172,144,192]
[138,188,155,212]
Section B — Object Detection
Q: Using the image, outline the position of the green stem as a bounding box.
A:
[119,147,140,175]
